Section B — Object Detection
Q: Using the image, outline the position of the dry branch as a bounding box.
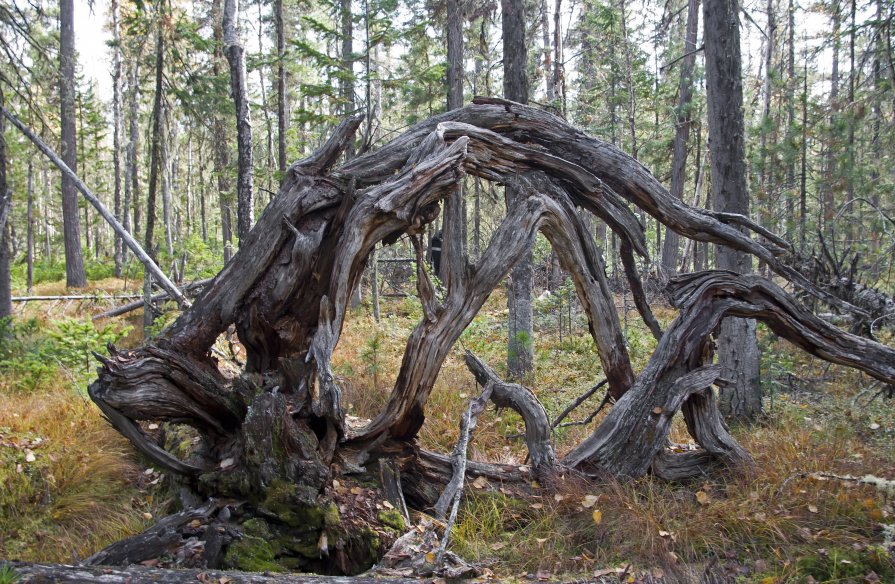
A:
[0,106,185,306]
[463,351,555,474]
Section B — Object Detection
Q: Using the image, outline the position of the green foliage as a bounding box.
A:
[0,317,130,392]
[0,564,20,584]
[360,327,384,389]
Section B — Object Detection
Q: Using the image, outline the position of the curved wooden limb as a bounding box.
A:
[89,382,205,476]
[163,120,361,356]
[341,101,864,317]
[350,194,550,442]
[565,270,895,478]
[463,351,556,475]
[669,271,895,383]
[90,345,242,435]
[528,175,635,399]
[619,240,663,341]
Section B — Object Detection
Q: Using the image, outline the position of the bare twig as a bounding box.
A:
[435,380,494,569]
[551,378,609,429]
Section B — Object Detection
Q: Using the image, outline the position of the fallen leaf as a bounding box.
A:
[592,509,602,525]
[652,567,665,578]
[425,552,436,564]
[490,542,506,550]
[219,457,235,469]
[869,423,880,430]
[536,538,548,545]
[472,476,488,489]
[332,479,340,488]
[148,423,159,430]
[581,494,599,508]
[530,503,544,510]
[695,490,711,506]
[382,500,394,509]
[218,577,232,584]
[554,493,565,502]
[143,512,153,520]
[808,504,818,513]
[24,450,36,463]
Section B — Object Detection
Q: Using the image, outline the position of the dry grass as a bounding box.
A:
[336,296,894,581]
[3,284,893,581]
[0,389,169,562]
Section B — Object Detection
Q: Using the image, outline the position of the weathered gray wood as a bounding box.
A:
[84,503,222,566]
[223,0,254,240]
[92,278,212,320]
[434,380,494,567]
[564,270,895,478]
[463,351,555,475]
[6,562,419,583]
[79,103,895,575]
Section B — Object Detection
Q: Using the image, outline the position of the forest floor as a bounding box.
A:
[1,276,893,583]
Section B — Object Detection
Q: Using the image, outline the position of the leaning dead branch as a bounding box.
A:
[434,380,494,567]
[92,278,212,320]
[463,351,556,475]
[1,106,186,307]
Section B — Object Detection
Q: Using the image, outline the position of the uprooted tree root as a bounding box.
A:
[85,98,895,575]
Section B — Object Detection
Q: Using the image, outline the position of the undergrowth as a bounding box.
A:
[2,277,892,582]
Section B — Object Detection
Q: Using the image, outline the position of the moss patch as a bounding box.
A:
[377,508,406,532]
[224,534,285,573]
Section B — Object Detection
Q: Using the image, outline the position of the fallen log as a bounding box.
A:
[92,278,213,320]
[3,562,419,584]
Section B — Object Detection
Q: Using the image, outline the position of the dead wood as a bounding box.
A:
[463,351,555,475]
[92,278,213,320]
[80,100,895,573]
[5,562,419,583]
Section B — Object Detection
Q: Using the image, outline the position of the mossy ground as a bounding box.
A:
[1,277,893,582]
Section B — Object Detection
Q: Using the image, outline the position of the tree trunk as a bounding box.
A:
[224,0,255,242]
[703,0,762,421]
[0,84,9,321]
[26,159,34,294]
[660,0,699,279]
[502,0,534,378]
[823,0,840,239]
[553,0,565,115]
[442,0,465,286]
[125,40,144,243]
[341,0,355,145]
[59,0,87,288]
[112,0,124,278]
[161,105,175,258]
[212,0,235,262]
[275,0,288,175]
[145,3,166,261]
[541,0,554,103]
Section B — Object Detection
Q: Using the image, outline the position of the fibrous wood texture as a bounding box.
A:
[84,100,895,572]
